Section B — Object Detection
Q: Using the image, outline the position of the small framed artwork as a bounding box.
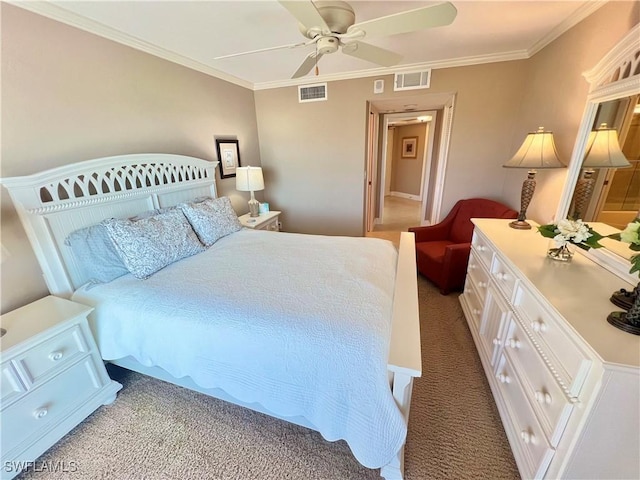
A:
[402,137,418,158]
[215,139,241,178]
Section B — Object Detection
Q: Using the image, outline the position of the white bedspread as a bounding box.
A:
[73,229,405,468]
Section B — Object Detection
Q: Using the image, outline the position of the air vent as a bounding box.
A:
[298,83,328,103]
[394,69,431,91]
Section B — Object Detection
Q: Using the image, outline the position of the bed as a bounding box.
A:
[1,153,421,479]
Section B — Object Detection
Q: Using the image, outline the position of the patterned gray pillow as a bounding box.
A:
[102,208,205,279]
[180,196,242,246]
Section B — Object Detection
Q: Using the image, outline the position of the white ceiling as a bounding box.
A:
[15,0,603,90]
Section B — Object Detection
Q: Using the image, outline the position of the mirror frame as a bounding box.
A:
[555,24,640,284]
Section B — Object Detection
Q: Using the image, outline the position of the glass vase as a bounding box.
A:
[546,242,575,262]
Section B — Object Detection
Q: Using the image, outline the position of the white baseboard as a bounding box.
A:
[390,191,421,201]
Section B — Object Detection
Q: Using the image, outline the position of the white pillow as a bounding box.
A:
[102,208,205,279]
[180,196,242,246]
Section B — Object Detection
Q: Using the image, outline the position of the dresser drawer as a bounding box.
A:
[504,320,574,447]
[495,354,555,480]
[462,282,484,331]
[471,231,494,270]
[491,255,517,301]
[13,325,88,387]
[1,363,25,406]
[1,357,102,455]
[467,254,490,305]
[513,284,591,397]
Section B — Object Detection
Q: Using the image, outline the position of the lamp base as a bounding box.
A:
[248,198,260,217]
[509,220,532,230]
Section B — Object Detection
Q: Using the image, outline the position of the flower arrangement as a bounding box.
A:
[538,218,604,258]
[609,218,640,277]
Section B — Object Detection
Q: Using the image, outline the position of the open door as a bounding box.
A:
[365,104,380,233]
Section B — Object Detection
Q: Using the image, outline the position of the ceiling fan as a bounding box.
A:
[214,1,457,79]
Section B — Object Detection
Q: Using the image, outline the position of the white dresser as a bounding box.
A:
[0,296,122,479]
[460,219,639,480]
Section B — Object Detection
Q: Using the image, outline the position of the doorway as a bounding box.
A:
[364,93,456,244]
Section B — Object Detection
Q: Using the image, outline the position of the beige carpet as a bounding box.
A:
[18,277,519,480]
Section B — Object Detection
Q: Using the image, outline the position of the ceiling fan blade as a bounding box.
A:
[213,42,308,60]
[341,42,402,67]
[292,52,323,79]
[279,1,330,34]
[347,2,457,39]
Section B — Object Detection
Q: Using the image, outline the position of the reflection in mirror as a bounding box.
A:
[573,96,640,228]
[556,24,640,283]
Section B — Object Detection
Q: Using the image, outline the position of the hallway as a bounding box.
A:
[366,196,421,246]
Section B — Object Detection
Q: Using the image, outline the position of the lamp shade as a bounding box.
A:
[235,166,264,192]
[503,127,564,169]
[583,123,631,169]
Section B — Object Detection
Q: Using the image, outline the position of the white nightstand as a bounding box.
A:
[0,296,122,480]
[238,210,282,231]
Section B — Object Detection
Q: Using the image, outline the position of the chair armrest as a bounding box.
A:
[408,223,451,243]
[442,242,472,267]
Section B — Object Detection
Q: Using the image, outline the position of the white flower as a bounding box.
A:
[555,219,593,245]
[552,233,568,248]
[620,222,640,246]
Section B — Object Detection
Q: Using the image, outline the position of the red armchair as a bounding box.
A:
[409,198,518,295]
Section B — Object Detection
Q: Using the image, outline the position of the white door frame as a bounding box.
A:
[429,94,456,224]
[365,104,380,233]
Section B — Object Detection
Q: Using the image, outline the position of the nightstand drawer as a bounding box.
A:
[1,357,101,455]
[1,363,25,406]
[14,325,88,386]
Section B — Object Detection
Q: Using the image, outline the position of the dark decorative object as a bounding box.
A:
[610,286,638,311]
[607,284,640,335]
[215,139,241,179]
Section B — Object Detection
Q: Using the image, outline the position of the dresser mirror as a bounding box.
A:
[556,25,640,284]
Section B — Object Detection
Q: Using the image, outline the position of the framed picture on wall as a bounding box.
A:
[215,139,241,178]
[402,137,418,158]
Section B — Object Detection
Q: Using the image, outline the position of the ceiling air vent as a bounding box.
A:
[298,83,328,103]
[394,69,431,91]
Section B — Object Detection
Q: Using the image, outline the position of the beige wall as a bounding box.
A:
[255,59,527,235]
[391,123,427,196]
[0,4,261,313]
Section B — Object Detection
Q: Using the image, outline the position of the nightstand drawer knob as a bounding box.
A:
[33,407,48,419]
[49,351,64,361]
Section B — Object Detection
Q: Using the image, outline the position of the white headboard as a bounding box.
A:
[1,153,219,297]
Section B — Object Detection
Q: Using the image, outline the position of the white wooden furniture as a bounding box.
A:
[238,210,281,231]
[460,218,639,480]
[0,296,122,480]
[1,154,420,479]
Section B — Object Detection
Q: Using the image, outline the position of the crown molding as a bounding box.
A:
[9,0,606,93]
[527,0,607,57]
[8,0,253,90]
[253,50,529,90]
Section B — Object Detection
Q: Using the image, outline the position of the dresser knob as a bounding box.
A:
[497,373,511,384]
[49,351,63,361]
[496,272,508,281]
[520,429,535,444]
[469,264,477,270]
[531,320,547,333]
[33,407,48,419]
[473,308,481,315]
[478,281,487,288]
[507,338,521,349]
[535,391,553,405]
[492,337,501,346]
[478,245,487,252]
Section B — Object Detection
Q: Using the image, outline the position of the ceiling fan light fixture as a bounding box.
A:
[317,36,340,54]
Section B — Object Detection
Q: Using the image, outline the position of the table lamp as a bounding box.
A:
[503,127,565,229]
[571,123,630,220]
[236,166,264,217]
